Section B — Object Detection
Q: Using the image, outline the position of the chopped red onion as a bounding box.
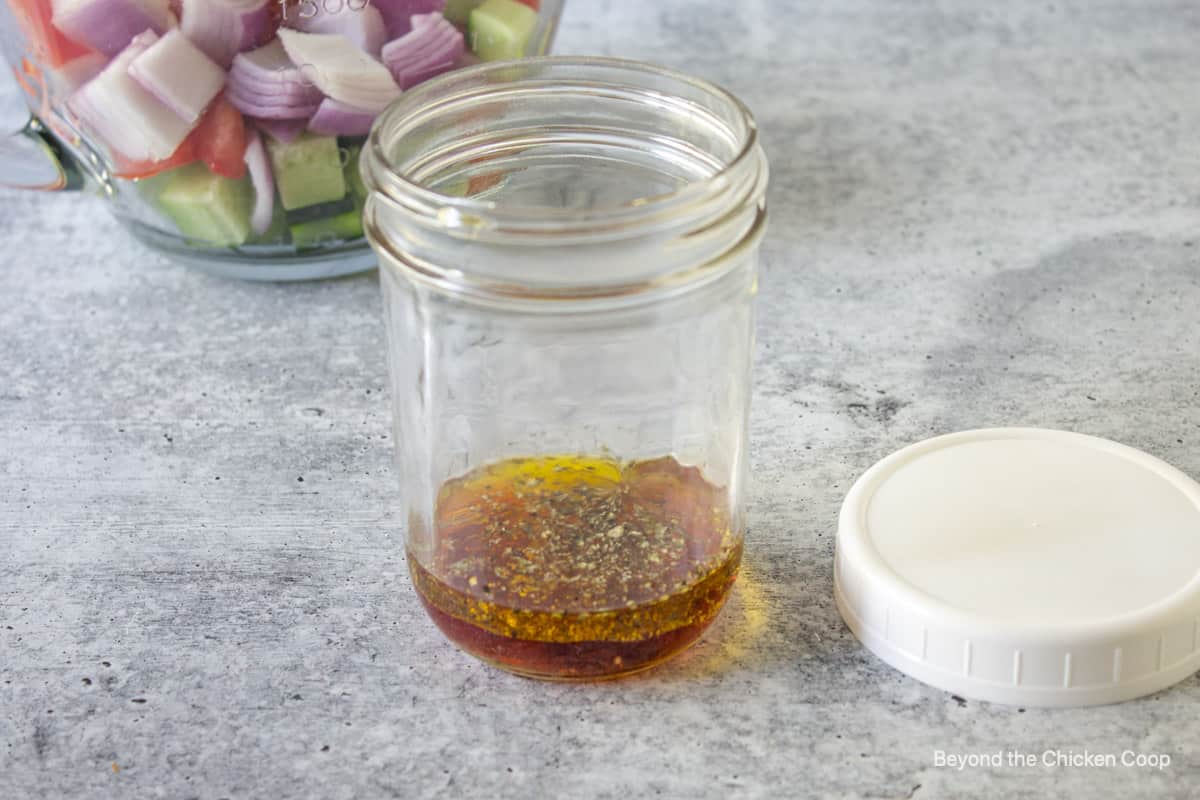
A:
[226,86,320,120]
[307,98,375,137]
[412,11,441,28]
[288,4,387,58]
[179,0,274,68]
[227,80,322,113]
[373,0,445,40]
[51,0,173,56]
[229,40,320,91]
[251,117,308,145]
[227,38,324,117]
[227,71,322,106]
[276,28,399,114]
[243,129,275,235]
[128,29,226,123]
[381,12,464,90]
[69,30,195,162]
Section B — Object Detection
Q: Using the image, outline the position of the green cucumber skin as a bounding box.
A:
[284,195,357,226]
[343,146,368,202]
[469,0,538,61]
[290,211,364,249]
[276,144,371,249]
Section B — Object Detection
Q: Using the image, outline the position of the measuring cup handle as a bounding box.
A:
[0,114,84,191]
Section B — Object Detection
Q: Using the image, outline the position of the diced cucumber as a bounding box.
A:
[266,133,346,211]
[342,144,368,202]
[134,169,175,203]
[249,201,290,245]
[157,164,254,247]
[132,168,191,232]
[469,0,537,61]
[290,209,364,249]
[273,140,369,248]
[444,0,485,26]
[288,184,365,248]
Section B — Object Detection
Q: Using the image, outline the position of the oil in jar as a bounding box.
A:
[408,454,742,679]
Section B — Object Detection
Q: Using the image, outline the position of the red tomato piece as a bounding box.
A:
[193,96,248,180]
[114,136,198,180]
[111,95,248,181]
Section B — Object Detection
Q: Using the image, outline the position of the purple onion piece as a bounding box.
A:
[307,98,376,137]
[52,0,173,56]
[68,30,195,162]
[251,118,308,145]
[226,86,320,119]
[288,4,388,58]
[180,0,273,68]
[243,129,275,236]
[128,29,226,124]
[381,12,464,90]
[373,0,447,40]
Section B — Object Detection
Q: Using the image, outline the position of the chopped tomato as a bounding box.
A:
[111,96,248,181]
[193,96,248,180]
[114,137,198,180]
[7,0,92,68]
[514,0,540,8]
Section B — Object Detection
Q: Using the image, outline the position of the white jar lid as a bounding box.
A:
[834,428,1200,707]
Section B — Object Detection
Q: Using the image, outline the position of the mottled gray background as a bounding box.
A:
[2,1,1199,798]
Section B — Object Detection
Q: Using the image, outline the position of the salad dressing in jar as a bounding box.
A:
[412,454,742,677]
[362,58,768,679]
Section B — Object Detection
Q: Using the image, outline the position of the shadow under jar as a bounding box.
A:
[362,57,769,680]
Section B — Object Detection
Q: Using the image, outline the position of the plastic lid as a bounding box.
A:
[834,428,1200,707]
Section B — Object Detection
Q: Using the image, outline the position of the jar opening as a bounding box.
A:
[362,57,769,298]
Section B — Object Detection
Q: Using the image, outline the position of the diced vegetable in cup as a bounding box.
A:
[1,0,563,279]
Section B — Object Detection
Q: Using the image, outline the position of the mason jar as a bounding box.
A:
[0,0,564,281]
[362,57,768,679]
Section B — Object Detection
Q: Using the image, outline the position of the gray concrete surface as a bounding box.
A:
[3,1,1200,797]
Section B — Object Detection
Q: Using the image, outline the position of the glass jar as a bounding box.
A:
[0,0,563,281]
[362,57,768,679]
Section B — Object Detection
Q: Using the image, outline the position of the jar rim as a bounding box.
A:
[362,56,764,239]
